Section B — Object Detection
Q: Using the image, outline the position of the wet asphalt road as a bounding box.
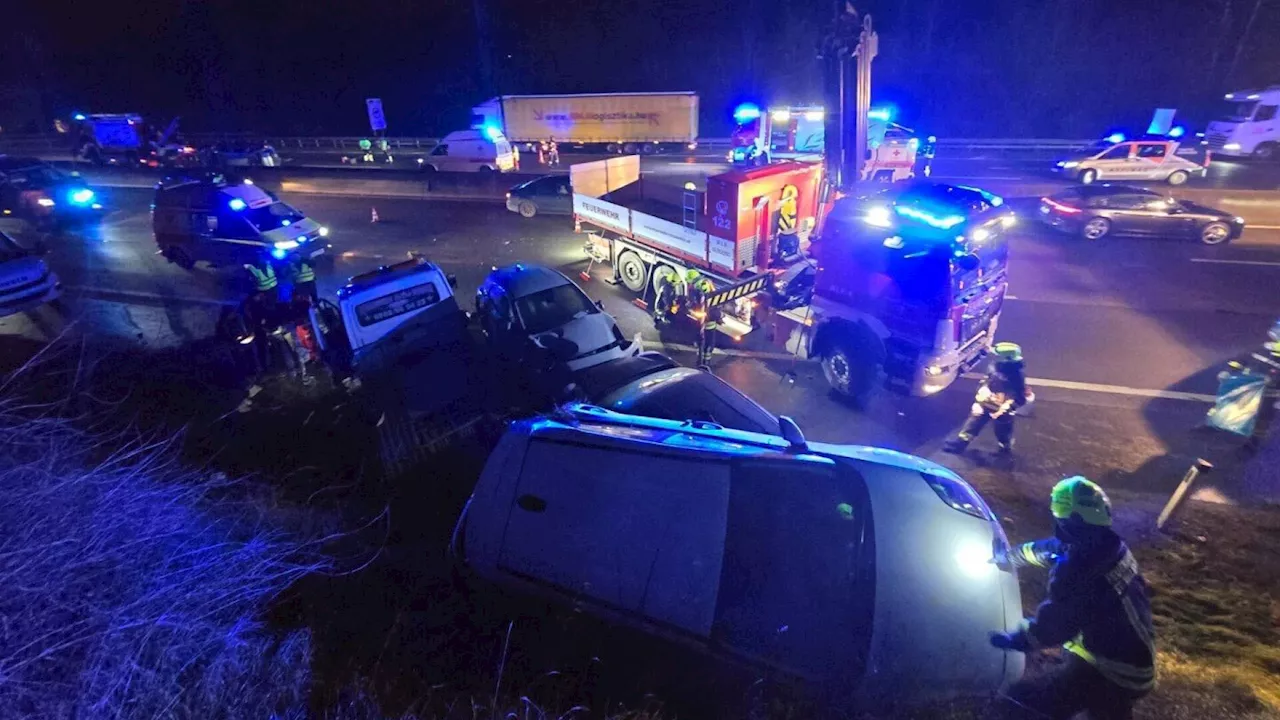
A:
[4,182,1280,506]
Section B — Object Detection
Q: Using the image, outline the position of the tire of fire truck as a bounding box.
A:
[818,325,884,407]
[1081,217,1111,241]
[641,143,656,155]
[1078,169,1098,184]
[617,251,649,293]
[1166,170,1189,186]
[623,143,638,154]
[1253,142,1277,160]
[518,201,537,218]
[607,143,620,153]
[651,263,679,293]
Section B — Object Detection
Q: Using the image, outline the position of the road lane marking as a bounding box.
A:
[1190,258,1280,267]
[64,285,236,308]
[962,373,1213,402]
[929,175,1025,181]
[1248,224,1280,230]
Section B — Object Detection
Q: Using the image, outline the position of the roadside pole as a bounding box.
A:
[1156,458,1213,530]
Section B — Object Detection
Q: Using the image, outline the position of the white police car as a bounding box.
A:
[0,231,61,318]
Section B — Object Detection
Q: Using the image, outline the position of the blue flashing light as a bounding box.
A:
[228,198,247,211]
[1169,126,1186,138]
[733,103,762,123]
[895,205,965,229]
[69,188,95,205]
[868,108,892,122]
[481,124,502,141]
[1105,132,1126,144]
[72,112,87,121]
[271,248,287,259]
[281,219,291,227]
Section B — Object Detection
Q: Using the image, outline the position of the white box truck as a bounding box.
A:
[470,92,698,154]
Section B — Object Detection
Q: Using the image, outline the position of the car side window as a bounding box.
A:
[431,144,449,157]
[214,209,256,239]
[1136,144,1167,159]
[1098,144,1131,160]
[1096,194,1153,210]
[1255,105,1278,122]
[556,180,571,196]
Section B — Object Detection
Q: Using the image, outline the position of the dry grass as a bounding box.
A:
[0,354,328,719]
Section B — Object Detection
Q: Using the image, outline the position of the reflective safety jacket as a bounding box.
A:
[1011,533,1156,693]
[246,263,278,292]
[292,260,315,284]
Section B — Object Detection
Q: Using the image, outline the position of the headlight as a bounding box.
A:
[274,240,299,250]
[318,226,330,237]
[1061,161,1080,168]
[70,188,95,205]
[864,206,893,228]
[970,228,991,242]
[1224,143,1241,151]
[1234,216,1246,224]
[1001,215,1017,229]
[37,197,56,207]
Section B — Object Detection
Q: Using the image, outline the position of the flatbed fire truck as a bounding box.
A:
[573,10,1010,402]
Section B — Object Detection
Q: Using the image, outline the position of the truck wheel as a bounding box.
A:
[821,336,879,406]
[518,201,537,218]
[1078,169,1098,184]
[1166,170,1189,186]
[1252,143,1277,161]
[617,251,648,293]
[606,143,620,154]
[165,246,194,270]
[651,263,678,293]
[641,144,656,155]
[623,143,638,154]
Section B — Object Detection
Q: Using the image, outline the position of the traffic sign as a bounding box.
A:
[366,98,387,132]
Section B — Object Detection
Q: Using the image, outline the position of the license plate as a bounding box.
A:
[310,248,326,258]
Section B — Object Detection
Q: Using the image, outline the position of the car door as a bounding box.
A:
[1132,142,1170,180]
[547,177,573,214]
[1104,194,1178,237]
[713,456,872,686]
[428,143,451,172]
[497,435,730,635]
[1090,143,1134,179]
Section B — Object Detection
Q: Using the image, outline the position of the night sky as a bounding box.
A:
[5,0,1279,137]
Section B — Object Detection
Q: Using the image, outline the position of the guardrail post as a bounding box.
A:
[1157,458,1213,530]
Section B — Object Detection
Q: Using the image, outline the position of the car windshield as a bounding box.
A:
[1220,100,1259,121]
[8,164,67,187]
[0,233,29,263]
[242,201,306,231]
[515,283,596,334]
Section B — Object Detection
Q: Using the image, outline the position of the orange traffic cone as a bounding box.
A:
[370,207,379,223]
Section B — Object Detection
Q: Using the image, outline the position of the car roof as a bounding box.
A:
[0,156,46,171]
[537,404,964,482]
[486,264,571,297]
[1059,184,1159,197]
[340,256,448,299]
[596,366,779,435]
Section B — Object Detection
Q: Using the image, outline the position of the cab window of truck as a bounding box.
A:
[1222,100,1258,120]
[243,202,306,232]
[1255,105,1278,122]
[355,282,442,327]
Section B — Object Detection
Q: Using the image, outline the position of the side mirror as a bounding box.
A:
[447,274,458,288]
[955,253,981,272]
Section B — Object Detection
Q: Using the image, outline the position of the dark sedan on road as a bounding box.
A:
[506,174,572,218]
[1039,184,1244,245]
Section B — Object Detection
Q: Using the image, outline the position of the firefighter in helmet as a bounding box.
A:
[943,341,1029,454]
[992,476,1155,719]
[653,270,686,326]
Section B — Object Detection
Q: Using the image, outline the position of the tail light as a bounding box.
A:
[1042,197,1081,215]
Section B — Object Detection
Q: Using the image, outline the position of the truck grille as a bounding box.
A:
[1205,132,1230,150]
[961,296,1002,343]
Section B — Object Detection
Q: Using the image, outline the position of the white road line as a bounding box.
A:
[64,285,236,307]
[1248,224,1280,230]
[1190,258,1280,267]
[963,373,1213,402]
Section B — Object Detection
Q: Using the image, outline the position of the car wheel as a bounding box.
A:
[165,246,195,270]
[1252,143,1276,161]
[616,251,648,293]
[518,201,537,218]
[1081,217,1111,240]
[1199,221,1232,245]
[421,164,437,174]
[1167,170,1189,186]
[478,166,494,175]
[1078,169,1098,184]
[651,263,678,293]
[821,338,878,407]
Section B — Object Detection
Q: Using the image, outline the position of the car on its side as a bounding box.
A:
[1039,184,1244,244]
[452,404,1023,712]
[476,264,639,373]
[506,174,572,218]
[0,231,61,317]
[574,351,780,435]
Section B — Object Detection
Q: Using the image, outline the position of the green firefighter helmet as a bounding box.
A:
[1051,476,1113,527]
[993,341,1023,362]
[358,138,372,151]
[685,268,702,284]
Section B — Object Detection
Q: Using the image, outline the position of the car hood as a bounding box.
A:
[0,256,50,290]
[261,217,323,244]
[534,312,624,370]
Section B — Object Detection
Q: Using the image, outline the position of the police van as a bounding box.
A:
[152,173,330,270]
